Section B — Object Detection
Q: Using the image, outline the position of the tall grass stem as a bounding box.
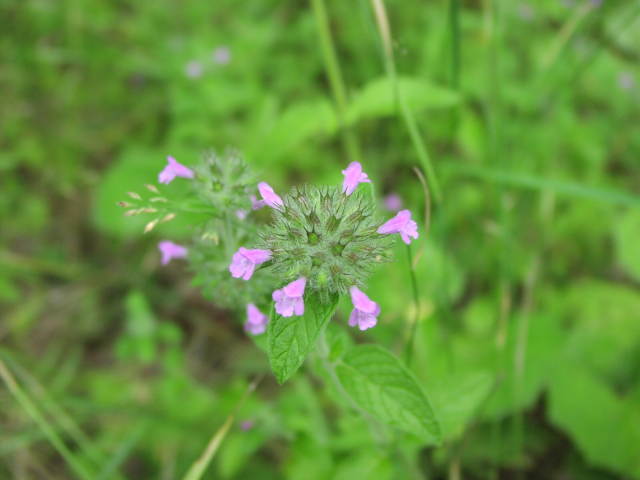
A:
[310,0,363,166]
[0,356,95,480]
[370,0,443,205]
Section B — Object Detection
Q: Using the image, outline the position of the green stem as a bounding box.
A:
[370,0,442,205]
[181,376,263,480]
[449,0,460,90]
[0,358,95,480]
[310,0,363,165]
[403,244,421,366]
[448,0,461,136]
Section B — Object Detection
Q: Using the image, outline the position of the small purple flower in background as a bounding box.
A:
[212,46,231,65]
[235,209,248,220]
[517,3,534,21]
[618,72,635,90]
[158,156,195,184]
[250,194,266,210]
[377,209,419,245]
[348,286,380,331]
[240,420,254,431]
[185,60,203,78]
[229,247,272,280]
[589,0,602,8]
[273,277,306,317]
[258,182,284,209]
[158,241,188,265]
[383,193,403,212]
[245,304,268,335]
[341,161,371,195]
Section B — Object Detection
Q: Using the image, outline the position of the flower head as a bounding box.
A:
[273,277,306,317]
[377,209,419,245]
[240,420,254,431]
[348,286,380,331]
[341,162,371,196]
[158,156,195,184]
[229,247,272,280]
[258,182,284,209]
[260,185,391,301]
[158,241,188,265]
[383,193,403,212]
[212,46,231,65]
[185,60,203,78]
[618,72,634,90]
[245,303,268,335]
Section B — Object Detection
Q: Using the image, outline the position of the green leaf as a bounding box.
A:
[257,99,338,161]
[267,293,339,384]
[346,76,460,124]
[430,371,494,441]
[336,345,441,442]
[548,364,640,478]
[615,209,640,281]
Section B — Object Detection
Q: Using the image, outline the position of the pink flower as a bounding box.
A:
[158,241,188,265]
[185,60,203,78]
[618,72,634,90]
[212,46,231,65]
[240,420,254,431]
[348,286,380,331]
[377,209,419,245]
[258,182,283,209]
[250,194,266,210]
[158,156,195,184]
[341,161,371,196]
[245,304,268,335]
[383,193,403,212]
[235,209,248,220]
[229,248,272,280]
[272,277,306,317]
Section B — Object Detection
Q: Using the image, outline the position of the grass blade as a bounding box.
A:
[0,357,95,480]
[442,163,640,208]
[370,0,443,204]
[181,376,262,480]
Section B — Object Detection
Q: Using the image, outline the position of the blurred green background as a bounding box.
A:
[1,0,639,478]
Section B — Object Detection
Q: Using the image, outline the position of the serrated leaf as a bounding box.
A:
[267,293,338,384]
[336,345,441,442]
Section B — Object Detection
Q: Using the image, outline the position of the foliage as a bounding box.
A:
[1,0,639,478]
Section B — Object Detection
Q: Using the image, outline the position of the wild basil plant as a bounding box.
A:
[121,151,440,442]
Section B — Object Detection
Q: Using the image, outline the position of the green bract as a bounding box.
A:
[260,185,392,303]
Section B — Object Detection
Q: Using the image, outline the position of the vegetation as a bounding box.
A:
[1,0,639,478]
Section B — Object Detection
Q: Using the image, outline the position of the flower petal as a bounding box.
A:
[377,210,411,234]
[349,286,379,314]
[240,248,272,264]
[283,277,306,297]
[258,182,284,209]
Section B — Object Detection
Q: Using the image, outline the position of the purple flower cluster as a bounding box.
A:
[228,161,420,334]
[151,155,419,335]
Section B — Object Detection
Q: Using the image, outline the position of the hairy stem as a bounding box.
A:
[403,244,421,366]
